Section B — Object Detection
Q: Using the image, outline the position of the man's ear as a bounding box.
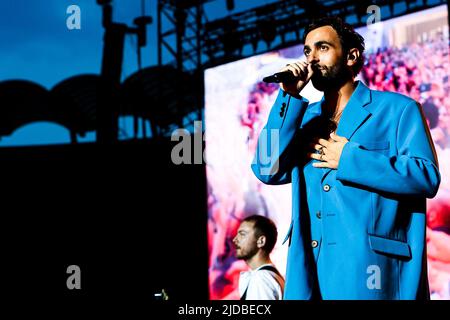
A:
[257,236,266,249]
[347,48,360,67]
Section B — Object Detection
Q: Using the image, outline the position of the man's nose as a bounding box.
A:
[307,50,319,64]
[308,56,319,65]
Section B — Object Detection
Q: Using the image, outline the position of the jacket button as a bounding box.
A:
[279,112,284,117]
[323,184,330,192]
[316,212,321,219]
[311,240,319,248]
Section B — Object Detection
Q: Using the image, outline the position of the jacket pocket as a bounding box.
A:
[368,234,411,259]
[282,220,293,245]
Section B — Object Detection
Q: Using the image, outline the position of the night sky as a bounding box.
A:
[0,0,278,146]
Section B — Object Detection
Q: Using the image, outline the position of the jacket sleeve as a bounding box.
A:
[336,100,441,198]
[251,89,309,185]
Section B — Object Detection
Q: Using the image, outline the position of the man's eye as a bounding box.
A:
[320,46,328,51]
[304,50,310,56]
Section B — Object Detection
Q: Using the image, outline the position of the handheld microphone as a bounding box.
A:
[262,71,297,84]
[263,63,314,84]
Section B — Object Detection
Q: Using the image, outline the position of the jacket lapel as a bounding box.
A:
[322,81,372,180]
[335,81,372,140]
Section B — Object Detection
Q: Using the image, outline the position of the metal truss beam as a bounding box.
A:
[158,0,448,72]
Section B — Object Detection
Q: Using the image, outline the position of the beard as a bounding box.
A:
[235,245,259,260]
[311,58,352,92]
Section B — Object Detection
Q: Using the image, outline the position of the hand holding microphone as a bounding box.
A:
[263,61,314,97]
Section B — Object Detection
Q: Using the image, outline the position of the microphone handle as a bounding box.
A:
[263,71,297,84]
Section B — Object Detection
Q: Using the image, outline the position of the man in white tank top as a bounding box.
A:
[233,215,285,300]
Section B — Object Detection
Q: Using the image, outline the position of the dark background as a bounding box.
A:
[0,139,209,303]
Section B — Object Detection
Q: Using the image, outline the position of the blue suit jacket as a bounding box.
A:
[251,81,440,299]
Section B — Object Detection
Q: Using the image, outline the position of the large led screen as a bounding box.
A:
[205,5,450,300]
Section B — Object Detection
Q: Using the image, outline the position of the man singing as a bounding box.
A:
[251,17,440,299]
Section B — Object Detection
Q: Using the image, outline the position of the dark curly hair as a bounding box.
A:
[302,17,365,76]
